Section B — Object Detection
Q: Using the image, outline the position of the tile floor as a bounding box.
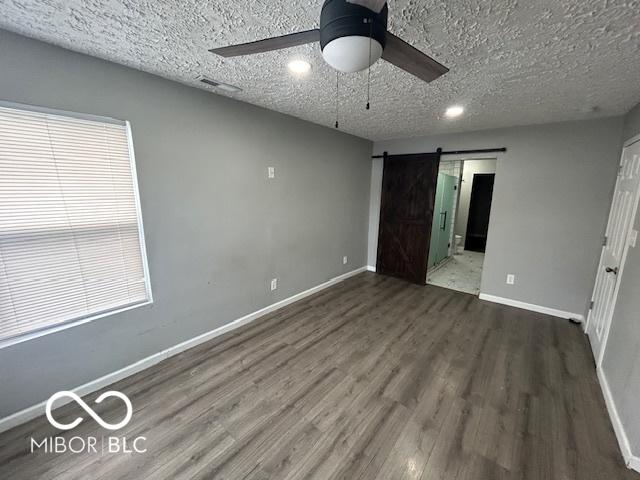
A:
[427,249,485,295]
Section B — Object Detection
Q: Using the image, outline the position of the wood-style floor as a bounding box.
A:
[0,272,636,480]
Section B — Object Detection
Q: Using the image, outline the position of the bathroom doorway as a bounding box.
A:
[426,158,496,295]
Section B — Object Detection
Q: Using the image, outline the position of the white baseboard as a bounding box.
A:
[0,266,367,434]
[478,293,585,322]
[629,457,640,472]
[366,265,376,272]
[597,366,640,472]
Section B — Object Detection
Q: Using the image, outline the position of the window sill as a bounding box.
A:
[0,300,153,350]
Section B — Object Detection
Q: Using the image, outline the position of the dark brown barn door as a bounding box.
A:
[376,153,440,284]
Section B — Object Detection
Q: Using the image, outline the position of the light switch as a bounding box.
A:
[268,167,275,179]
[630,229,638,248]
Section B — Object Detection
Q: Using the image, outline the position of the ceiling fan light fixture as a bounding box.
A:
[322,36,383,73]
[445,105,464,118]
[210,1,450,86]
[288,59,311,75]
[319,0,387,73]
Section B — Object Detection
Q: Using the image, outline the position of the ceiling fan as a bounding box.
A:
[209,0,449,83]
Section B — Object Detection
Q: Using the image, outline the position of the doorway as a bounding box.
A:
[426,159,496,295]
[465,173,495,252]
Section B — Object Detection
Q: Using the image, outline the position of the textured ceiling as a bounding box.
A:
[1,0,639,140]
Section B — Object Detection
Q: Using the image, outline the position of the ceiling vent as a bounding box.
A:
[199,77,243,93]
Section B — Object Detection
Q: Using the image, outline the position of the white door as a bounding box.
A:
[587,138,640,365]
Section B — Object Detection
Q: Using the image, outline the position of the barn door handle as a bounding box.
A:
[605,266,619,275]
[440,211,447,230]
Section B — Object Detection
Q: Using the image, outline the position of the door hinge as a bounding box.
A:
[603,236,608,247]
[589,300,594,310]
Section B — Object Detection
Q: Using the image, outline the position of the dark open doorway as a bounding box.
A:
[464,173,495,252]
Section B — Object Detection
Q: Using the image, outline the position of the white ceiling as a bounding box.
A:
[1,0,639,141]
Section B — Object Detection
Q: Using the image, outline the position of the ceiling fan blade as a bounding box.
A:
[381,32,449,83]
[210,29,320,57]
[346,0,387,13]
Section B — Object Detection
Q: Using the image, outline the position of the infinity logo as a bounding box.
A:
[45,391,132,431]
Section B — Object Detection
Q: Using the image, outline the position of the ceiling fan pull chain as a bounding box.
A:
[335,70,339,129]
[366,17,372,110]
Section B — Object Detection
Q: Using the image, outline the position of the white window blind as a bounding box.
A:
[0,104,151,343]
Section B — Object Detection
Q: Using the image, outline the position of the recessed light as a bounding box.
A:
[445,105,464,118]
[288,59,311,75]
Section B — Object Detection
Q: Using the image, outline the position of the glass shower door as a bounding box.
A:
[428,173,457,269]
[428,173,445,269]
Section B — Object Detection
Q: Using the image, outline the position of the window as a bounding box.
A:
[0,103,152,343]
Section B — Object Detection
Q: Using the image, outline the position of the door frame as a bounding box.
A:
[444,154,501,293]
[368,152,503,293]
[586,133,640,367]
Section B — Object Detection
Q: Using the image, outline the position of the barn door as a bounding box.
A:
[587,138,640,365]
[376,153,440,284]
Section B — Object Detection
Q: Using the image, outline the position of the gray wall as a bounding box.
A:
[455,159,497,246]
[602,101,640,458]
[0,30,372,417]
[370,117,624,316]
[622,101,640,142]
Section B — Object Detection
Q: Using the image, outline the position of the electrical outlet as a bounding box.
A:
[343,256,348,265]
[268,167,275,179]
[270,278,277,291]
[506,274,515,285]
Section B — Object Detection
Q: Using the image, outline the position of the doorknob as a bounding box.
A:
[605,266,619,275]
